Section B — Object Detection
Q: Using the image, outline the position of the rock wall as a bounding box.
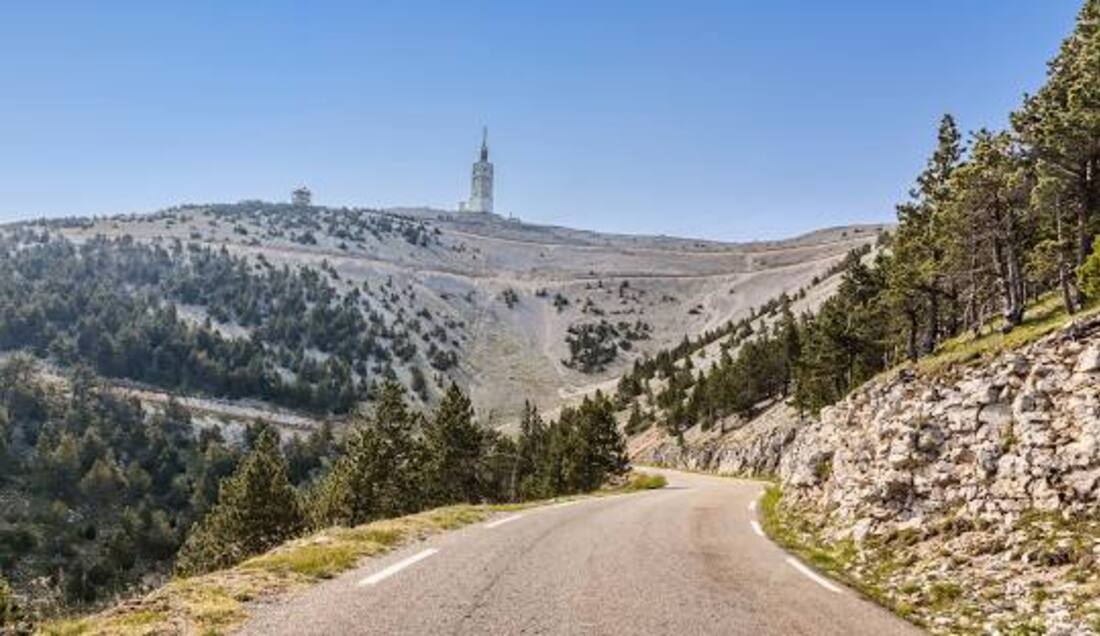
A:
[632,316,1100,633]
[631,402,802,477]
[780,317,1100,538]
[774,317,1100,634]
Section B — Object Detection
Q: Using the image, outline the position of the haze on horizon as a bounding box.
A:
[0,1,1082,241]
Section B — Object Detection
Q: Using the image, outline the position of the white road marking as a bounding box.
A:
[357,548,439,587]
[786,557,844,594]
[485,513,525,529]
[750,520,765,537]
[748,499,757,512]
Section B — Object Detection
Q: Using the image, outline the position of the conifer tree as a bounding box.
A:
[422,383,485,505]
[948,131,1033,329]
[1078,240,1100,298]
[175,427,303,576]
[311,380,423,527]
[571,392,628,491]
[625,400,646,436]
[892,114,962,353]
[1013,0,1100,307]
[78,456,128,506]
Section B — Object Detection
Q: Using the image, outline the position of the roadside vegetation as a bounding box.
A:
[39,504,513,636]
[760,484,1100,634]
[40,473,664,636]
[623,472,667,491]
[0,361,629,631]
[759,486,932,630]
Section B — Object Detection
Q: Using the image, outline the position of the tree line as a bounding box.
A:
[175,381,627,575]
[618,1,1100,431]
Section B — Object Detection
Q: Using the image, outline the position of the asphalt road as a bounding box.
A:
[242,469,922,635]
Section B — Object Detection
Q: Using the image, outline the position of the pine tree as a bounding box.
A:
[1012,0,1100,307]
[892,114,962,353]
[422,383,485,505]
[570,392,628,491]
[312,381,423,527]
[78,456,128,506]
[948,131,1033,329]
[1079,240,1100,297]
[515,401,550,498]
[778,302,801,397]
[625,400,646,436]
[175,427,304,576]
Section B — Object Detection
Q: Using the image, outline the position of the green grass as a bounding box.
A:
[916,293,1098,376]
[928,582,964,609]
[243,542,372,578]
[40,505,502,636]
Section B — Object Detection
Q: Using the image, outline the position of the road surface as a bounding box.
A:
[242,469,922,635]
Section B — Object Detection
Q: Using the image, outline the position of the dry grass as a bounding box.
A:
[622,472,668,491]
[39,505,503,636]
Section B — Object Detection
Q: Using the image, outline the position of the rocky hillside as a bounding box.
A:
[632,310,1100,633]
[629,401,803,477]
[772,316,1100,634]
[5,203,879,427]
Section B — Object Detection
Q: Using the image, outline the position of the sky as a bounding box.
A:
[0,1,1084,240]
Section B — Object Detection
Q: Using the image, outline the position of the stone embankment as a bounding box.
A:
[777,317,1100,634]
[630,401,803,478]
[635,317,1100,633]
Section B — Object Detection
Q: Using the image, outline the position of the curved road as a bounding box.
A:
[242,469,921,635]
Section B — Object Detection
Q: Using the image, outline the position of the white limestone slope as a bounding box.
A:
[58,205,883,421]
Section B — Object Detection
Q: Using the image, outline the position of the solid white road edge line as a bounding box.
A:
[357,548,439,587]
[786,557,844,594]
[748,499,757,512]
[485,513,525,529]
[750,520,765,537]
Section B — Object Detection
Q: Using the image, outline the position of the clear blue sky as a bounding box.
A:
[0,1,1083,240]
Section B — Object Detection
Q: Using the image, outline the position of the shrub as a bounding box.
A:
[0,577,18,626]
[625,472,667,491]
[1078,238,1100,299]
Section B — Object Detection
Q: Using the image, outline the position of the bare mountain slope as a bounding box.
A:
[45,202,882,421]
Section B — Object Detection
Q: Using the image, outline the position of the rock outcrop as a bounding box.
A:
[776,316,1100,634]
[630,402,804,477]
[781,317,1100,535]
[628,315,1100,632]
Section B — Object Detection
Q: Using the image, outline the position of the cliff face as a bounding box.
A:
[630,402,802,477]
[774,317,1100,634]
[780,317,1100,536]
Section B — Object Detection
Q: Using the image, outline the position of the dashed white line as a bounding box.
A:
[750,520,765,537]
[485,513,525,529]
[786,557,844,594]
[748,499,757,512]
[357,548,439,587]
